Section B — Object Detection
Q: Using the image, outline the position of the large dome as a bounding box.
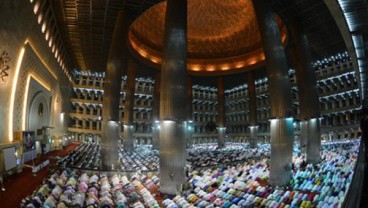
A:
[128,0,287,76]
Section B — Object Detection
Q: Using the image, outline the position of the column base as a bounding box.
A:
[300,121,308,154]
[249,126,258,148]
[160,120,186,195]
[152,126,160,150]
[101,120,119,170]
[306,118,321,164]
[123,125,135,151]
[269,118,293,186]
[217,127,226,148]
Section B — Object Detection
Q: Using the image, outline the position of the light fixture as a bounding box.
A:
[9,46,25,141]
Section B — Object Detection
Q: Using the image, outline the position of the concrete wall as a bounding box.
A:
[0,0,70,149]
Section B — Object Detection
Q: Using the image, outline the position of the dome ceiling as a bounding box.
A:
[129,0,287,76]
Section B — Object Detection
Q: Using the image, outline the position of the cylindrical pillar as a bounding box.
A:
[269,118,294,185]
[101,10,132,170]
[290,20,321,163]
[159,0,187,195]
[307,118,321,163]
[152,72,161,150]
[217,76,226,148]
[247,72,258,148]
[186,76,193,148]
[123,59,137,151]
[299,121,308,154]
[249,126,258,148]
[253,0,293,186]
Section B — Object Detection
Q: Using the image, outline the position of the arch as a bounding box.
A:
[27,91,50,131]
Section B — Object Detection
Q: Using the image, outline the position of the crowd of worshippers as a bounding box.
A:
[22,140,359,207]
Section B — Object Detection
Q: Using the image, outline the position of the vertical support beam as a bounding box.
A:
[253,0,293,186]
[306,118,321,162]
[290,21,321,163]
[101,10,132,170]
[159,0,187,195]
[269,118,294,184]
[123,59,137,151]
[217,76,226,147]
[247,72,258,148]
[299,121,308,153]
[187,76,193,148]
[152,72,161,150]
[299,121,308,154]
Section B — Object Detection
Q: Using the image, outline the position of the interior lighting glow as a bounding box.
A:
[22,76,31,130]
[221,64,230,70]
[45,30,49,41]
[235,62,245,68]
[248,58,257,65]
[48,38,52,47]
[9,47,26,141]
[139,50,147,57]
[37,13,43,24]
[150,57,159,63]
[41,22,47,33]
[33,2,40,14]
[191,65,201,71]
[206,66,215,71]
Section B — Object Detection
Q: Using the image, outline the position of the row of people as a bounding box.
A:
[21,169,161,208]
[22,140,359,207]
[162,141,358,208]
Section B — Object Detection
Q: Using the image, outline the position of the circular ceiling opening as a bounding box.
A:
[129,0,287,76]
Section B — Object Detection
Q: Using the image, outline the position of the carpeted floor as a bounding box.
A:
[0,142,80,208]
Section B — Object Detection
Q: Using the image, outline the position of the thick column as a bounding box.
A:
[247,72,258,148]
[269,118,294,184]
[253,0,294,186]
[159,0,187,195]
[101,10,132,170]
[306,118,321,161]
[299,121,308,154]
[290,21,321,163]
[186,76,193,148]
[152,72,160,150]
[217,76,226,147]
[123,59,137,151]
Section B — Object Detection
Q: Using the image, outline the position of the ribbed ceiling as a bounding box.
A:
[49,0,358,72]
[271,0,347,61]
[51,0,162,71]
